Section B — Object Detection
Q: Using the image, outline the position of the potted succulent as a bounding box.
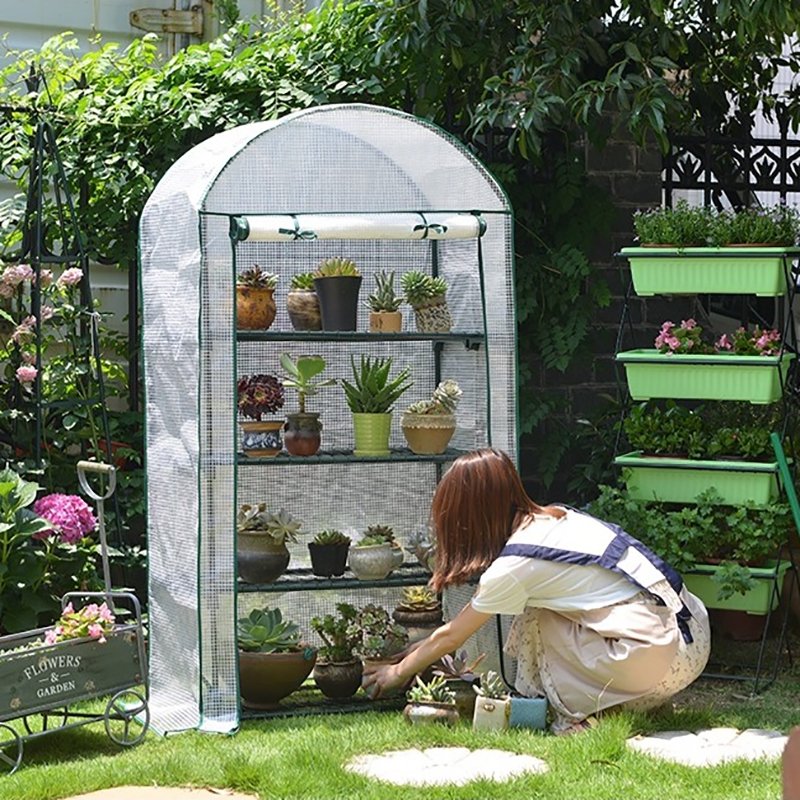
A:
[616,401,782,505]
[472,670,510,731]
[623,201,800,297]
[286,272,321,331]
[403,675,459,726]
[365,270,403,333]
[237,373,285,457]
[236,264,279,330]
[405,528,437,573]
[341,355,413,456]
[237,607,317,709]
[401,379,462,455]
[347,603,408,669]
[348,531,397,581]
[308,529,351,578]
[236,504,302,584]
[362,524,404,568]
[313,257,362,331]
[616,320,793,404]
[392,586,442,644]
[310,602,362,699]
[280,353,337,457]
[401,270,452,333]
[432,649,485,719]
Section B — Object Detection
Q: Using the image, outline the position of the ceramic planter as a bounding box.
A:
[348,543,396,580]
[308,541,349,577]
[240,420,283,457]
[238,647,317,709]
[392,607,443,644]
[472,695,510,730]
[413,300,452,333]
[614,451,780,506]
[445,678,478,720]
[401,412,456,454]
[508,696,548,730]
[284,412,322,457]
[314,276,362,331]
[616,350,795,403]
[237,535,290,584]
[369,311,402,333]
[313,659,363,699]
[403,701,459,726]
[352,412,392,456]
[683,560,790,614]
[236,286,276,330]
[621,246,800,297]
[287,289,322,331]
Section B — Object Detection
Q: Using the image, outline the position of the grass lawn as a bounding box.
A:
[2,661,796,800]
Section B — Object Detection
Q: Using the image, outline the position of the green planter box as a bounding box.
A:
[0,625,143,721]
[616,349,795,403]
[683,561,790,614]
[620,247,800,297]
[614,452,780,506]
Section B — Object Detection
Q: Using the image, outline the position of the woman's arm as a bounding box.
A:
[362,603,492,699]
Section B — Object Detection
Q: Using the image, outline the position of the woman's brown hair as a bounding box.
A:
[429,448,564,592]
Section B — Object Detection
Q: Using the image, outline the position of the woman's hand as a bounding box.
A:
[361,661,410,700]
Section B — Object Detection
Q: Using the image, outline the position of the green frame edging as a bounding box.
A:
[614,452,780,506]
[684,560,790,614]
[620,246,800,297]
[616,349,795,403]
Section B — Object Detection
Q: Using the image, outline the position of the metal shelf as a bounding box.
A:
[238,563,431,593]
[237,330,484,349]
[237,446,467,466]
[240,685,403,720]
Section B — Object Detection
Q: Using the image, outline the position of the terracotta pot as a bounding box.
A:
[308,542,349,577]
[240,420,283,457]
[313,659,363,699]
[287,289,322,331]
[236,286,276,330]
[237,535,289,584]
[369,311,402,333]
[403,701,459,726]
[284,412,321,456]
[401,413,456,455]
[239,647,317,709]
[348,543,396,580]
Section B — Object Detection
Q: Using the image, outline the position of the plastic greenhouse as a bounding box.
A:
[139,103,516,734]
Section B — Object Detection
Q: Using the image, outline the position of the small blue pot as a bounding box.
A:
[508,696,548,730]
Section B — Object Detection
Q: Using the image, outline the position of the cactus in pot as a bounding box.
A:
[402,379,462,455]
[313,257,362,331]
[287,272,321,331]
[236,265,278,330]
[401,270,452,333]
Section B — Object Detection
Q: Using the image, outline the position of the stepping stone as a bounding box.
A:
[345,746,548,786]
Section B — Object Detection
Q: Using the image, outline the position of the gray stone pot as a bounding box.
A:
[348,543,396,580]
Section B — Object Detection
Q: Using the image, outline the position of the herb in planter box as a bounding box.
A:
[633,201,714,247]
[709,205,800,246]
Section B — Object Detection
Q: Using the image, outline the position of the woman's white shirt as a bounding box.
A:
[470,510,640,616]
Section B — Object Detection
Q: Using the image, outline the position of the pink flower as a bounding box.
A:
[40,305,55,322]
[11,315,36,344]
[33,494,97,544]
[680,318,697,330]
[35,269,53,287]
[63,603,74,615]
[1,263,33,287]
[16,365,37,384]
[715,334,733,350]
[21,351,35,365]
[57,267,83,287]
[44,629,58,646]
[88,623,105,641]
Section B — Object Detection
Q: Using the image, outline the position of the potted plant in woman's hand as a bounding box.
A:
[238,373,285,457]
[392,586,442,644]
[401,379,462,455]
[236,265,279,330]
[308,529,351,577]
[342,355,412,456]
[237,607,317,709]
[280,353,336,457]
[237,504,302,584]
[401,270,452,333]
[287,272,321,331]
[403,675,459,726]
[310,602,362,699]
[313,257,362,331]
[365,270,403,333]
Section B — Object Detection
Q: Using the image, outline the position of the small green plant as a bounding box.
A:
[237,504,302,545]
[313,529,351,546]
[290,272,316,291]
[237,373,285,420]
[406,675,456,705]
[341,355,413,414]
[433,650,486,683]
[355,533,390,547]
[366,270,403,312]
[396,586,440,612]
[709,205,800,246]
[237,607,302,653]
[711,561,758,601]
[405,379,462,415]
[237,265,278,289]
[633,200,714,246]
[314,257,360,277]
[474,670,508,699]
[401,271,448,309]
[280,353,337,414]
[346,603,409,660]
[364,524,396,542]
[654,318,714,354]
[405,529,437,571]
[310,602,360,662]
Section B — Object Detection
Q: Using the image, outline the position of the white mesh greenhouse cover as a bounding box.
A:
[139,103,516,734]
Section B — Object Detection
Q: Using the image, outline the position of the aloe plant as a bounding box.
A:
[341,355,413,414]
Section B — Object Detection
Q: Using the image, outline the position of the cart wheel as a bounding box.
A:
[22,707,68,735]
[0,723,23,775]
[104,689,149,747]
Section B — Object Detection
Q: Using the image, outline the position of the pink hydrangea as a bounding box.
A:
[57,267,83,287]
[33,493,97,544]
[16,365,37,384]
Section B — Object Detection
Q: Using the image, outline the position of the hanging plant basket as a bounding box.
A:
[614,452,781,506]
[683,560,790,615]
[615,350,795,403]
[621,247,800,297]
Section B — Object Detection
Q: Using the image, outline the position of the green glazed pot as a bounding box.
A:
[352,412,392,456]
